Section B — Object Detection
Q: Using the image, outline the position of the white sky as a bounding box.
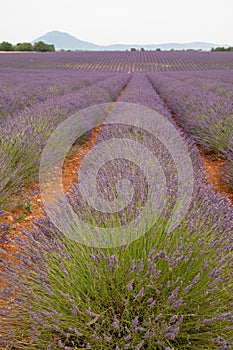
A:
[0,0,232,45]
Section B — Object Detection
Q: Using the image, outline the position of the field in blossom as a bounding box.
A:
[0,51,233,72]
[0,52,233,349]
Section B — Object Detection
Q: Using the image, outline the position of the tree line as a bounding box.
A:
[211,46,233,52]
[0,41,55,52]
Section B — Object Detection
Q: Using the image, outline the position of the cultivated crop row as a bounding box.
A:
[0,69,113,120]
[165,70,233,99]
[148,73,233,188]
[0,51,233,72]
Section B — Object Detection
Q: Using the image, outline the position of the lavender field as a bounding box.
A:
[0,51,233,72]
[0,52,233,350]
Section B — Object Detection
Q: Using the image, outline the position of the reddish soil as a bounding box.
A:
[199,149,233,205]
[171,114,232,205]
[63,125,102,194]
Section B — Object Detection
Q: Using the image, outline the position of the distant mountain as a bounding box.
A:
[32,31,100,50]
[32,31,222,51]
[105,42,220,51]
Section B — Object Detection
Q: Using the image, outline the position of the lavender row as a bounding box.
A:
[0,69,112,120]
[222,139,233,189]
[165,71,233,100]
[167,69,233,85]
[1,51,233,72]
[181,78,233,100]
[148,74,232,148]
[0,73,131,207]
[117,73,172,120]
[3,73,232,349]
[148,74,233,188]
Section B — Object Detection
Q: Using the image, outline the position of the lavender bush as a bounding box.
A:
[222,137,233,189]
[2,208,232,350]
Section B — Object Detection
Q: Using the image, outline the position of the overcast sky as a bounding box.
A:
[1,0,232,45]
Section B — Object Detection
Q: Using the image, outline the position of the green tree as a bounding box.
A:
[130,48,137,51]
[0,41,14,51]
[14,42,33,51]
[33,41,55,52]
[211,46,233,52]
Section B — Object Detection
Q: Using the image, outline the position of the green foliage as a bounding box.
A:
[18,198,34,213]
[33,41,55,52]
[14,42,33,51]
[0,41,14,51]
[211,46,233,52]
[0,40,55,52]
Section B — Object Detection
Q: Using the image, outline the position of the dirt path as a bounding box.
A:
[171,115,233,205]
[199,149,233,205]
